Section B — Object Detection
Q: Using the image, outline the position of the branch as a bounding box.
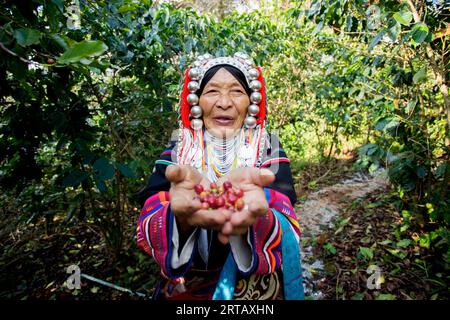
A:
[404,0,421,22]
[0,42,40,66]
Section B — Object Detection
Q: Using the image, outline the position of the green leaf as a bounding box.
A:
[51,0,65,12]
[405,97,417,113]
[116,163,135,178]
[324,242,337,255]
[368,30,386,52]
[413,67,427,84]
[411,23,429,45]
[57,40,108,64]
[365,201,383,209]
[376,293,396,300]
[62,171,88,187]
[359,247,374,260]
[351,292,365,300]
[94,176,107,193]
[93,157,115,181]
[90,286,100,294]
[312,20,324,36]
[396,239,411,248]
[416,166,427,178]
[393,11,413,26]
[436,162,450,178]
[387,21,401,42]
[50,34,69,50]
[13,28,41,47]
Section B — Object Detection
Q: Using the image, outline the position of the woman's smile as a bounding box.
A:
[213,115,235,126]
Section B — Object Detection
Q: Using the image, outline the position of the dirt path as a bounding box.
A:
[295,169,389,299]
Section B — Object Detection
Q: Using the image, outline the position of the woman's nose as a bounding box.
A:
[216,93,233,110]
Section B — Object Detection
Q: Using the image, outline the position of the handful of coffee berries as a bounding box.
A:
[194,182,245,212]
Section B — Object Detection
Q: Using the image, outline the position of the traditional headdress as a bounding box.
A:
[180,52,267,130]
[175,52,269,182]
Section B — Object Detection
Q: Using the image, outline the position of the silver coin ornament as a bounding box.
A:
[249,68,259,80]
[249,80,262,91]
[245,116,257,129]
[187,93,199,105]
[250,92,262,104]
[188,81,200,92]
[191,118,203,130]
[190,105,202,118]
[248,104,260,116]
[188,68,200,80]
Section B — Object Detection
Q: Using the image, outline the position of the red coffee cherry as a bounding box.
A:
[223,181,232,191]
[234,188,244,198]
[201,202,210,210]
[194,184,204,194]
[215,196,225,208]
[227,193,237,205]
[197,182,245,211]
[235,198,244,210]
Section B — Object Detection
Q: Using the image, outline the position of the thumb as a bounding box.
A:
[165,165,187,184]
[253,168,275,187]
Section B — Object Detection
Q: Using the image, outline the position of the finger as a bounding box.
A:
[218,232,229,245]
[252,168,275,187]
[165,165,186,184]
[247,201,269,217]
[189,209,231,229]
[230,209,255,228]
[171,196,202,216]
[220,221,234,236]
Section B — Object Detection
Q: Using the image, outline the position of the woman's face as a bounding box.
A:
[199,68,250,138]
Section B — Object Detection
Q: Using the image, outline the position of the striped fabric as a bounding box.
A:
[248,188,300,275]
[137,191,173,278]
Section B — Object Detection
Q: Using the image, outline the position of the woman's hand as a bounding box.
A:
[217,168,275,244]
[166,165,231,236]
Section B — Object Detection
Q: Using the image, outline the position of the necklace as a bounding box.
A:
[204,131,239,180]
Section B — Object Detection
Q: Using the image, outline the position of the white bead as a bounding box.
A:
[187,93,199,105]
[190,105,202,118]
[245,116,257,129]
[249,80,262,91]
[248,104,260,116]
[250,92,262,104]
[191,118,203,130]
[187,81,199,92]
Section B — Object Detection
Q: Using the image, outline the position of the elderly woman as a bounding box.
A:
[136,53,304,300]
